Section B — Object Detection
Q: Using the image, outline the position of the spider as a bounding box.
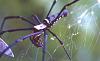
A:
[0,0,79,61]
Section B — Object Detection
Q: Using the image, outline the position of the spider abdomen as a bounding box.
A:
[30,33,43,47]
[44,9,69,27]
[29,28,43,47]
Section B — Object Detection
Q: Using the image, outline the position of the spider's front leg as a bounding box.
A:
[0,16,35,31]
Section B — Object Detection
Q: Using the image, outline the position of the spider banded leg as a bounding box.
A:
[0,30,43,57]
[46,0,57,17]
[42,30,48,61]
[0,16,35,31]
[47,29,71,60]
[0,28,33,35]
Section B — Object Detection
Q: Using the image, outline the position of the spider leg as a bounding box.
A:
[54,0,79,21]
[32,15,42,24]
[46,0,57,18]
[0,28,33,35]
[42,30,48,61]
[0,30,43,57]
[0,16,35,31]
[47,29,71,60]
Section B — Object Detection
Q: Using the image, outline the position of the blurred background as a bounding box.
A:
[0,0,100,61]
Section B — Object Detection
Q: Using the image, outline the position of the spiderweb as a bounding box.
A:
[68,0,100,61]
[0,0,100,61]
